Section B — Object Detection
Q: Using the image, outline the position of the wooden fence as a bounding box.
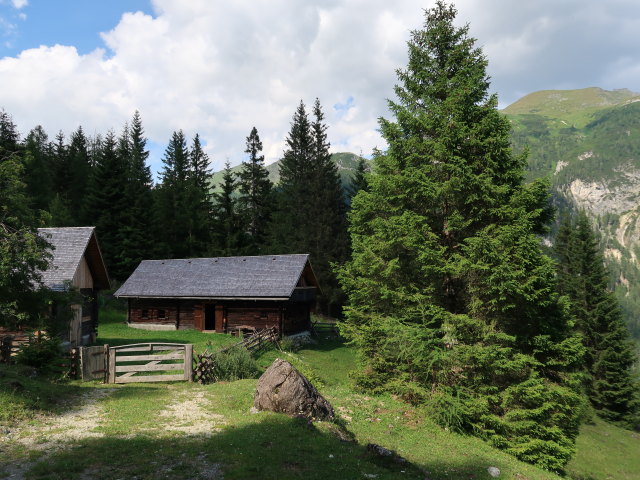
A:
[193,327,279,384]
[108,343,193,384]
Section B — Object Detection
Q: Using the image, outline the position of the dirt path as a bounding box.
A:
[0,388,113,479]
[158,388,226,436]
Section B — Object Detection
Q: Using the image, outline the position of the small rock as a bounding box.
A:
[488,466,501,477]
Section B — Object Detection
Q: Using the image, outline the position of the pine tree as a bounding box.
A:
[120,111,155,274]
[211,161,244,255]
[184,134,213,256]
[347,156,369,203]
[555,212,639,425]
[237,127,273,255]
[270,100,348,314]
[67,127,92,224]
[84,131,130,278]
[339,2,584,471]
[23,125,54,212]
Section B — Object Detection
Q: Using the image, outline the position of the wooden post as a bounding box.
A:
[184,344,193,382]
[108,346,115,384]
[103,344,109,383]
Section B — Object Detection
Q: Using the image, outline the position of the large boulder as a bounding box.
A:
[254,358,334,421]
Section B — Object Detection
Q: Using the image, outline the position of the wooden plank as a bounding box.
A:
[114,345,153,353]
[115,374,186,384]
[108,347,116,383]
[115,353,184,362]
[115,363,184,373]
[184,344,193,382]
[112,342,186,350]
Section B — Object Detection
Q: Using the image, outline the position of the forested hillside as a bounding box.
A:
[504,87,640,339]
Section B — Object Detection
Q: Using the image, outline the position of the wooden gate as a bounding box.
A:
[108,343,193,384]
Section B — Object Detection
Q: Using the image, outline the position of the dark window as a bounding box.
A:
[141,309,149,319]
[158,309,166,319]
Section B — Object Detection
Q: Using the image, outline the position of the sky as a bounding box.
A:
[1,0,640,175]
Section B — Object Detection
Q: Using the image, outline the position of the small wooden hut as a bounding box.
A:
[114,254,319,336]
[37,227,111,346]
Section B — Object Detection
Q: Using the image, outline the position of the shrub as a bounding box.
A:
[15,336,64,371]
[210,346,260,382]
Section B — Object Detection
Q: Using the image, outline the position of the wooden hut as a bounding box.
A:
[114,254,319,336]
[37,227,110,346]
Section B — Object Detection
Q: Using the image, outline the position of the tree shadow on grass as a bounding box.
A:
[3,414,524,480]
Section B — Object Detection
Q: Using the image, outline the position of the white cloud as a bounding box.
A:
[1,0,640,172]
[10,0,27,9]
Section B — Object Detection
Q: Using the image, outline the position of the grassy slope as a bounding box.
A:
[2,310,638,479]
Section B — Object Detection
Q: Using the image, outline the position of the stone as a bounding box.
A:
[487,466,501,477]
[253,358,334,420]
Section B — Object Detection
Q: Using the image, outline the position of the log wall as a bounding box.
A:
[127,298,312,336]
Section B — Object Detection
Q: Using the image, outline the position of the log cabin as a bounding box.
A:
[37,227,111,346]
[114,254,320,336]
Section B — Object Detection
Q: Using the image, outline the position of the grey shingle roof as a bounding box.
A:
[37,227,110,291]
[114,254,312,299]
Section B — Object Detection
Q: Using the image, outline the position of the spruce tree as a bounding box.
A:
[555,212,639,425]
[211,161,244,256]
[120,111,155,274]
[23,125,54,212]
[84,131,129,278]
[271,100,348,314]
[237,127,273,255]
[347,156,369,203]
[339,2,583,471]
[67,126,92,224]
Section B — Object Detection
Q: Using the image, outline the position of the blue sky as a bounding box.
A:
[1,0,640,174]
[0,1,153,56]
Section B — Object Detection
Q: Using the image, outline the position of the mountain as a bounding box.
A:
[504,87,640,339]
[208,151,366,192]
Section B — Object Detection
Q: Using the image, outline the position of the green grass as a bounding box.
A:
[1,317,637,480]
[96,306,238,354]
[0,363,82,426]
[566,417,640,480]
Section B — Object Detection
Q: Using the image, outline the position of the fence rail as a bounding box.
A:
[108,343,193,384]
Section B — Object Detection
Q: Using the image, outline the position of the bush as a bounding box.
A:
[15,336,64,371]
[210,346,260,382]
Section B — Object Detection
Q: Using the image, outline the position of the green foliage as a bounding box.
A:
[554,212,639,426]
[15,335,64,371]
[207,346,260,381]
[0,147,51,330]
[237,127,273,255]
[339,2,583,470]
[211,160,246,255]
[270,99,348,315]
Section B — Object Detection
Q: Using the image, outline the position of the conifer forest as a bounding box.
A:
[1,1,638,472]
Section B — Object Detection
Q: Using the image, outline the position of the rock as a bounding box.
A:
[487,466,501,477]
[254,358,334,420]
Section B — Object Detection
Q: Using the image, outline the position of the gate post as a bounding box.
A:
[108,345,115,384]
[185,344,193,382]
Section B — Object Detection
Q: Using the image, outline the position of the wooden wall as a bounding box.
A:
[128,298,312,336]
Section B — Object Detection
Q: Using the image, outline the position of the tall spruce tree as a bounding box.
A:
[211,161,244,255]
[555,212,639,425]
[23,126,54,212]
[271,100,348,314]
[84,131,129,278]
[339,2,584,471]
[120,111,155,274]
[157,130,191,258]
[67,127,92,224]
[237,127,273,255]
[184,134,213,256]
